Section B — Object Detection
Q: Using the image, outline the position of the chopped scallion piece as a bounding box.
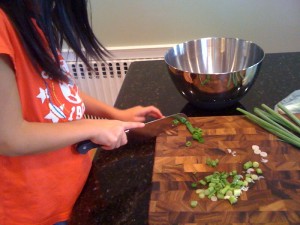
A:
[185,141,192,147]
[206,158,219,167]
[256,168,263,174]
[251,174,259,180]
[191,182,197,188]
[199,193,205,199]
[228,196,238,204]
[172,119,180,126]
[243,161,253,170]
[233,189,242,197]
[190,200,198,208]
[199,179,206,186]
[252,161,259,168]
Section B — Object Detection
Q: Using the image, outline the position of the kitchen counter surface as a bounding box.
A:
[70,52,300,225]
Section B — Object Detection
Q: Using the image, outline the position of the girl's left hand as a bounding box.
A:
[117,105,164,122]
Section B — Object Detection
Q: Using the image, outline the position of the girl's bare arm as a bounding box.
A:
[0,54,144,156]
[81,92,164,122]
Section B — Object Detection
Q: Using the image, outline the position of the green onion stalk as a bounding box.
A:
[237,105,300,148]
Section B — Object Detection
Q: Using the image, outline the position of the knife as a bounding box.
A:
[76,113,187,154]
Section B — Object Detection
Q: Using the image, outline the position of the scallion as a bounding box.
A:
[237,107,300,148]
[261,104,300,135]
[278,103,300,127]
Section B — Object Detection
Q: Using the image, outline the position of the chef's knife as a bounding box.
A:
[76,113,187,154]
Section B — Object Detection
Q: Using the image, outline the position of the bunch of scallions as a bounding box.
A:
[237,103,300,148]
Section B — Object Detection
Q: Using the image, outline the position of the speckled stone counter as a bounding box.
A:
[70,52,300,225]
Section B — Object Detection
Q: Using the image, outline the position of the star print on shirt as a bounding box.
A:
[36,87,49,103]
[36,53,85,123]
[36,85,66,122]
[44,103,66,123]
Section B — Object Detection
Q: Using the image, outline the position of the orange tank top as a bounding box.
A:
[0,9,92,225]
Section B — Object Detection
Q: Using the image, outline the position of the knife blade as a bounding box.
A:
[76,113,187,154]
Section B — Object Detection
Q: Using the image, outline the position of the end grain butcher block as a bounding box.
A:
[148,115,300,225]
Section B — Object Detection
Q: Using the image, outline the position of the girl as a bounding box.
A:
[0,0,163,224]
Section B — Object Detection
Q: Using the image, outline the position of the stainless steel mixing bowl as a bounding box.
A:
[165,37,265,109]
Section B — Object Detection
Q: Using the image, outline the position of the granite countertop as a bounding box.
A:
[70,52,300,225]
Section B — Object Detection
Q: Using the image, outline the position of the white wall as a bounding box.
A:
[89,0,300,53]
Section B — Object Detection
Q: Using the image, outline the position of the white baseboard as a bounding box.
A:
[62,44,174,62]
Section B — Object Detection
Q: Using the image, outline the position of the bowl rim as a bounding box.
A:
[164,37,265,75]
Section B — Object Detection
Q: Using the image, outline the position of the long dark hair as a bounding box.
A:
[0,0,110,81]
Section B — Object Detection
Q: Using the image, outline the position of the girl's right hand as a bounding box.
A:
[87,119,145,150]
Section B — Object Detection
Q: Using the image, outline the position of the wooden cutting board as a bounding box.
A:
[149,115,300,225]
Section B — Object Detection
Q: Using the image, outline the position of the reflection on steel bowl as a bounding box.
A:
[165,37,265,109]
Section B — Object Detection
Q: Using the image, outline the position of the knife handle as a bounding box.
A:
[76,140,99,154]
[76,130,129,154]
